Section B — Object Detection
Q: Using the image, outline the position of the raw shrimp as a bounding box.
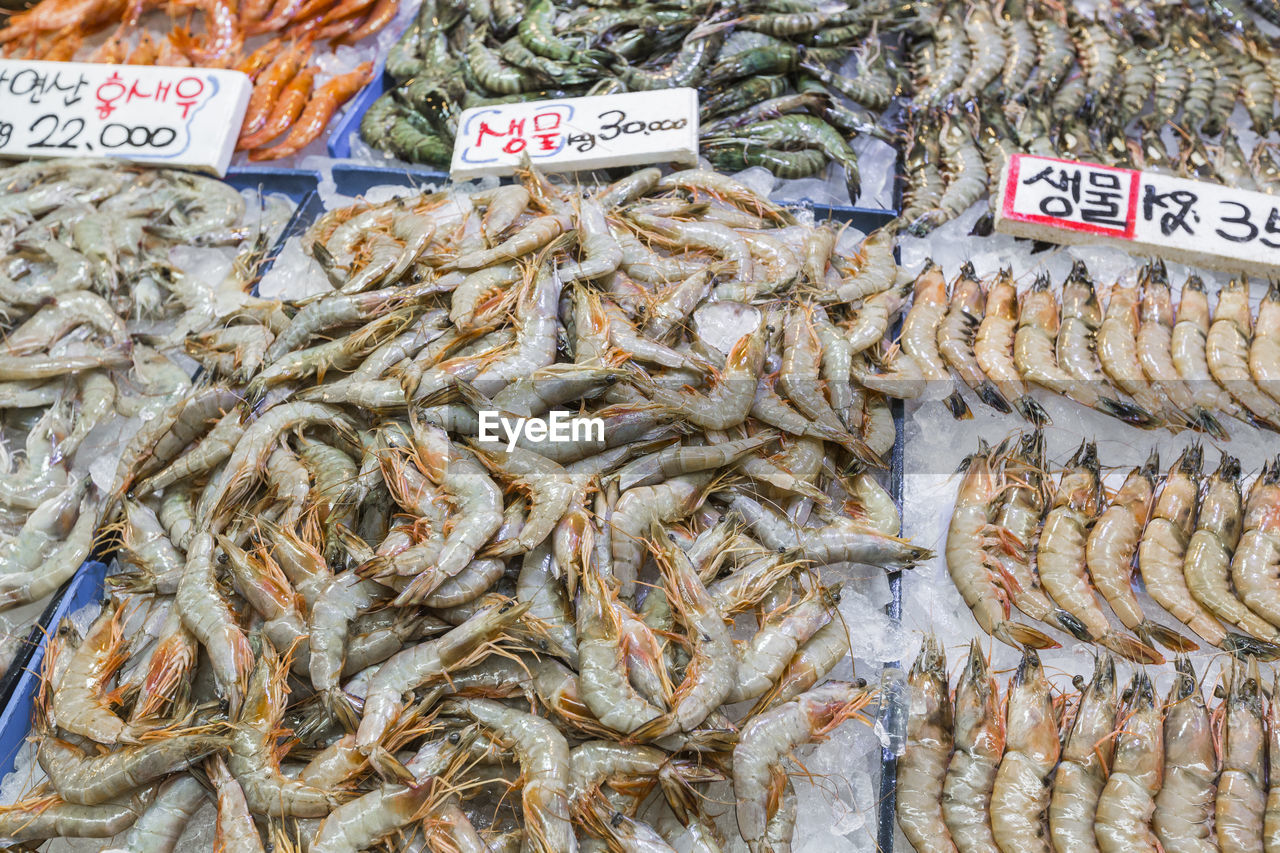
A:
[991,650,1059,853]
[1207,277,1280,430]
[975,268,1049,425]
[1015,273,1153,425]
[1136,260,1225,437]
[1037,442,1160,663]
[1153,657,1217,853]
[734,681,874,853]
[897,636,957,853]
[902,261,972,419]
[1232,459,1280,630]
[946,442,1057,650]
[943,642,1005,853]
[1173,274,1246,422]
[1086,453,1196,653]
[1184,455,1280,642]
[1048,654,1117,853]
[1095,673,1163,853]
[442,696,578,853]
[1217,658,1268,852]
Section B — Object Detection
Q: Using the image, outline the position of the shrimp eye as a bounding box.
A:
[854,677,867,688]
[448,732,461,744]
[611,812,625,828]
[217,552,229,564]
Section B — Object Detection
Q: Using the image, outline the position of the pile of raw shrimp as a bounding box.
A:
[0,0,387,161]
[0,164,930,851]
[896,0,1280,236]
[898,637,1280,853]
[0,159,292,684]
[850,252,1280,438]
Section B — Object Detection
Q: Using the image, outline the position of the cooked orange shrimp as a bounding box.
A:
[1217,657,1268,852]
[237,42,310,141]
[1095,672,1163,852]
[1049,654,1117,853]
[943,642,1005,853]
[991,649,1059,853]
[1087,452,1196,653]
[249,63,373,161]
[897,636,957,853]
[1154,657,1217,853]
[946,441,1057,650]
[239,65,316,150]
[1037,442,1160,663]
[975,269,1049,425]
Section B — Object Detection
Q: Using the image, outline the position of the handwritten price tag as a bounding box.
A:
[995,153,1280,276]
[450,88,699,180]
[0,59,251,176]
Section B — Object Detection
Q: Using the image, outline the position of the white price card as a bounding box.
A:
[0,59,251,177]
[995,153,1280,276]
[450,88,699,180]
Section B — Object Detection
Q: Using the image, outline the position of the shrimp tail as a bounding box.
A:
[392,569,446,607]
[943,390,973,420]
[627,711,675,744]
[993,621,1059,650]
[325,687,361,733]
[1048,608,1093,643]
[355,555,392,579]
[976,380,1012,414]
[1097,631,1164,665]
[1013,395,1051,426]
[368,745,417,784]
[1224,633,1280,661]
[1097,396,1159,427]
[1194,407,1230,441]
[1137,621,1200,654]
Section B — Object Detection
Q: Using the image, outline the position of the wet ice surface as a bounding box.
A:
[896,200,1280,851]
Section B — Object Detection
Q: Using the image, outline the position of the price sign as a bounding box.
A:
[450,88,699,180]
[995,153,1280,276]
[0,59,251,176]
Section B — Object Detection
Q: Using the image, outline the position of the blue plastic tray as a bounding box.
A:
[0,560,108,780]
[331,163,451,198]
[224,166,322,280]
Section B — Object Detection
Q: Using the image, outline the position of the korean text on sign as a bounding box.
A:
[451,88,699,180]
[0,59,251,176]
[995,153,1280,276]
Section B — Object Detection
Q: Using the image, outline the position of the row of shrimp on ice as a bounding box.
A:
[900,639,1280,853]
